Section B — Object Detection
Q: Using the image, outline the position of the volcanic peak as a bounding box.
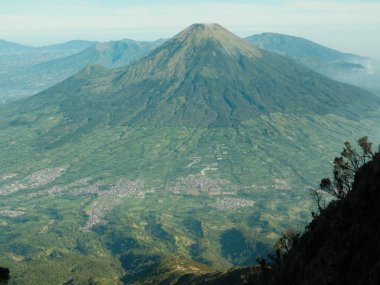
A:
[171,23,262,58]
[117,23,263,83]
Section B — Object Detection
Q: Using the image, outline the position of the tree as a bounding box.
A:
[319,136,376,200]
[267,230,300,266]
[309,188,327,213]
[0,267,10,285]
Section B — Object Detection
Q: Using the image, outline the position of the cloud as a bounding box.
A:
[1,1,379,32]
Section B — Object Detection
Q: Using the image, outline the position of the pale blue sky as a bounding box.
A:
[1,0,379,58]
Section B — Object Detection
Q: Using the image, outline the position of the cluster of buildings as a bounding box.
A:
[211,197,256,210]
[0,167,66,196]
[80,180,146,232]
[169,174,232,195]
[0,209,26,217]
[25,167,67,188]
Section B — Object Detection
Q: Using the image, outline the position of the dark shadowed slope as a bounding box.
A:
[152,152,380,285]
[268,153,380,285]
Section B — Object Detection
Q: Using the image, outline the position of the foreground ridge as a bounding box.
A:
[166,153,380,285]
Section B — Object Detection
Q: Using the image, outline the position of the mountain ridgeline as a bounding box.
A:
[0,39,35,54]
[13,24,379,130]
[245,32,363,63]
[0,38,162,103]
[246,33,380,94]
[32,38,165,79]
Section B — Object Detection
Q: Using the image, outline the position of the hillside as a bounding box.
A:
[0,40,95,103]
[29,38,165,82]
[0,24,380,284]
[246,33,380,94]
[169,150,380,285]
[0,39,161,103]
[0,40,95,69]
[268,153,380,285]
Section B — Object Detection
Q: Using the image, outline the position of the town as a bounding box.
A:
[211,197,256,210]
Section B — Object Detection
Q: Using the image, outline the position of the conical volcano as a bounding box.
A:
[20,23,378,130]
[1,23,378,183]
[119,23,262,82]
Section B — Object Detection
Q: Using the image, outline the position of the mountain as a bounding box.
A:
[0,39,35,54]
[0,39,163,103]
[27,38,165,86]
[245,33,362,62]
[0,39,94,67]
[0,24,380,284]
[25,23,377,128]
[38,40,96,54]
[61,38,165,68]
[0,39,95,103]
[0,39,94,55]
[246,33,380,94]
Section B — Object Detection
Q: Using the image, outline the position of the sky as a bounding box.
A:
[0,0,380,58]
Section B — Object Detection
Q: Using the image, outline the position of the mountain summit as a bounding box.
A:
[173,23,261,58]
[115,23,262,84]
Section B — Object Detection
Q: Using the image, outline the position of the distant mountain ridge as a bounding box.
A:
[0,39,35,54]
[34,38,165,76]
[37,40,97,53]
[0,38,164,103]
[0,39,95,56]
[246,33,380,94]
[245,32,364,62]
